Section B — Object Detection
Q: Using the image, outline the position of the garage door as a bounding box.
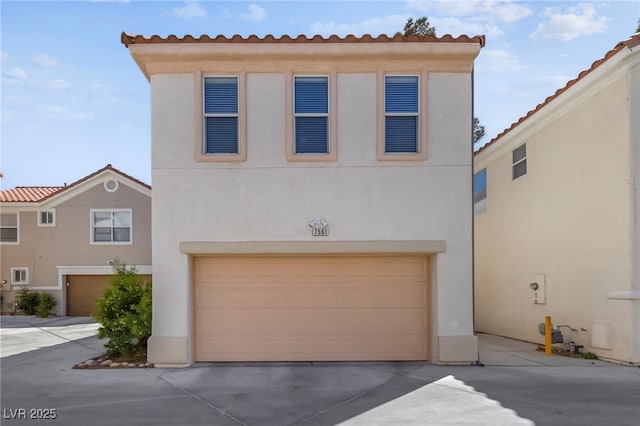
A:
[66,274,151,316]
[194,255,429,362]
[66,275,112,316]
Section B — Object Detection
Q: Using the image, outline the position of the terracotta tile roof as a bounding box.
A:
[476,33,640,155]
[0,186,64,202]
[121,32,486,48]
[0,164,151,203]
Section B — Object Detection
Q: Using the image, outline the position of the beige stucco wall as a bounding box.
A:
[148,64,477,365]
[474,50,639,363]
[0,178,151,315]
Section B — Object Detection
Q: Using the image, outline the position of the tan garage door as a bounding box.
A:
[194,255,430,362]
[66,274,151,316]
[66,275,112,316]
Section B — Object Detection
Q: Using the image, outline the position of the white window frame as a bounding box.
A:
[293,75,330,155]
[384,74,420,154]
[0,213,19,245]
[377,71,428,161]
[11,267,29,286]
[90,209,133,245]
[38,209,56,227]
[512,143,527,180]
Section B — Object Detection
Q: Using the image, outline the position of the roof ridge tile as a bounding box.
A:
[121,31,485,48]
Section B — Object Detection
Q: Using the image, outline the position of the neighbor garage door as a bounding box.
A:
[193,255,430,362]
[66,275,112,316]
[66,274,151,316]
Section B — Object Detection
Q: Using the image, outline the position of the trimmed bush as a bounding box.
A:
[35,293,57,318]
[16,289,57,317]
[16,289,40,315]
[94,259,152,357]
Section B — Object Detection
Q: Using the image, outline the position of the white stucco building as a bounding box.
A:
[474,34,640,363]
[123,32,484,367]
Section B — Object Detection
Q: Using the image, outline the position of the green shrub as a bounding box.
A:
[94,259,152,357]
[35,293,57,318]
[16,290,57,317]
[581,351,599,360]
[16,289,40,315]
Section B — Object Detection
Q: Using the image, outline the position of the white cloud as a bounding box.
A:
[311,14,410,37]
[475,49,526,72]
[240,4,267,22]
[432,17,504,38]
[47,79,72,90]
[1,51,10,61]
[407,0,482,17]
[3,67,27,79]
[402,1,532,40]
[172,1,207,19]
[516,74,572,89]
[493,2,533,23]
[2,75,72,92]
[407,0,532,23]
[530,3,609,42]
[31,53,68,68]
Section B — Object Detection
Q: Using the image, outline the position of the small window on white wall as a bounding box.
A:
[11,267,28,285]
[38,210,56,226]
[512,143,527,180]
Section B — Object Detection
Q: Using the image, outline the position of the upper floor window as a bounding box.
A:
[11,267,28,285]
[0,213,18,243]
[473,169,487,203]
[91,209,132,244]
[512,143,527,180]
[204,76,239,155]
[384,75,419,154]
[38,209,56,227]
[294,76,329,154]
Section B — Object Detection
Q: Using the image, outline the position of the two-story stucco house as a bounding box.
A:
[0,165,152,316]
[122,32,484,367]
[474,34,640,364]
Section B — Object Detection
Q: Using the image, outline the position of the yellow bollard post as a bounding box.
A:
[544,316,552,356]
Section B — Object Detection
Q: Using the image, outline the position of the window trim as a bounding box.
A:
[377,71,428,161]
[512,143,527,180]
[11,267,29,286]
[286,71,337,162]
[90,208,133,245]
[196,71,247,162]
[37,209,56,227]
[0,212,19,245]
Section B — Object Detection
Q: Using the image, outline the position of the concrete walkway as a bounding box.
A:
[1,316,638,425]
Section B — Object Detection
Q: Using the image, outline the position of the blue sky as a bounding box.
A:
[1,0,638,188]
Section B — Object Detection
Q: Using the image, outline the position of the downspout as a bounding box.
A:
[471,66,481,364]
[628,53,640,363]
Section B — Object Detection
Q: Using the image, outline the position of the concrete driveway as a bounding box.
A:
[1,316,638,425]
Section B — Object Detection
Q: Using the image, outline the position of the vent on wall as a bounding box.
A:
[104,179,119,192]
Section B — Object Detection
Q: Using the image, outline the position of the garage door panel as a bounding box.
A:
[196,257,427,281]
[195,335,427,361]
[194,255,430,361]
[195,281,426,309]
[196,308,426,335]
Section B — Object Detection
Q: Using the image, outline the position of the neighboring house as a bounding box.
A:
[122,32,484,367]
[474,34,640,363]
[0,165,152,316]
